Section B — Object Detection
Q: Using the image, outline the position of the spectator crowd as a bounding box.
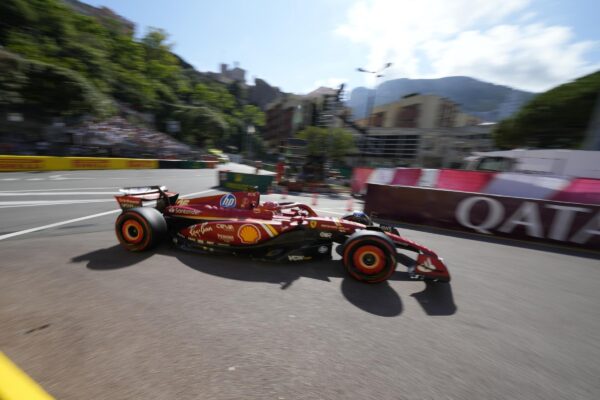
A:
[0,117,197,159]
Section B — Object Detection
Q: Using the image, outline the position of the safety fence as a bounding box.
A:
[0,155,218,172]
[364,183,600,251]
[352,167,600,205]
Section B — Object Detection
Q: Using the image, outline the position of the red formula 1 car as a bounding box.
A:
[114,186,450,283]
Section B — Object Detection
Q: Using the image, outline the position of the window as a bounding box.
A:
[395,104,420,127]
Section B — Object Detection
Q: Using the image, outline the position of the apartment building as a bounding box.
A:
[367,94,481,129]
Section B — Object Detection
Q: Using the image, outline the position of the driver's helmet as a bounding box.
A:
[343,211,372,226]
[352,211,369,220]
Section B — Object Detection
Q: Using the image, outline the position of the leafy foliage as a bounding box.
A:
[0,0,265,147]
[0,49,114,118]
[493,71,600,149]
[296,126,356,162]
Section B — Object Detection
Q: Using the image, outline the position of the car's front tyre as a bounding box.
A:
[342,231,397,283]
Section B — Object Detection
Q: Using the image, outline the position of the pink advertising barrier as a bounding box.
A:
[435,169,497,193]
[351,167,375,195]
[550,178,600,205]
[390,168,422,186]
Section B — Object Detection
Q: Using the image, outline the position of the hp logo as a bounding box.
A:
[220,193,237,208]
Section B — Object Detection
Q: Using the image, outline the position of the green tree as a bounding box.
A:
[0,0,265,151]
[296,126,356,162]
[494,70,600,149]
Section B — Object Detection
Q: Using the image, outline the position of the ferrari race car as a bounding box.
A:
[114,186,450,283]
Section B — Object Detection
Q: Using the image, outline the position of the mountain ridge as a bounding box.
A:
[346,76,536,122]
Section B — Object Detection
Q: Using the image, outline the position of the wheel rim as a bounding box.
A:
[352,245,386,274]
[121,219,144,244]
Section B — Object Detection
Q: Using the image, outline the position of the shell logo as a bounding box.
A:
[238,224,261,244]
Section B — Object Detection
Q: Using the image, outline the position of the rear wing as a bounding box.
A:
[115,185,179,210]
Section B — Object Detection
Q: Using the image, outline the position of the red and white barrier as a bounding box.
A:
[551,178,600,205]
[351,167,375,195]
[390,168,422,186]
[435,169,496,193]
[351,166,600,205]
[482,173,571,200]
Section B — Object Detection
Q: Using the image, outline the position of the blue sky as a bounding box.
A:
[86,0,600,94]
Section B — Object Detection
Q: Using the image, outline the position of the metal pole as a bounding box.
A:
[356,64,392,166]
[583,90,600,150]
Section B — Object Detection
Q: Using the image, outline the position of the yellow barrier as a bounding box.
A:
[0,352,54,400]
[0,156,158,172]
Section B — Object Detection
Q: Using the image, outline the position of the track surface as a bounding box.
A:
[1,165,599,400]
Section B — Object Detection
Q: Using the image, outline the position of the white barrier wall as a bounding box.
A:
[482,173,571,199]
[367,168,396,185]
[417,169,440,188]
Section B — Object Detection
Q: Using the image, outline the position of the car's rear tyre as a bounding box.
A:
[342,231,397,283]
[115,207,167,251]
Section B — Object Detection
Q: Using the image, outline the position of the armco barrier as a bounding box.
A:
[219,171,274,193]
[0,155,158,171]
[364,183,599,250]
[179,160,205,169]
[1,155,63,171]
[158,159,185,169]
[0,155,222,171]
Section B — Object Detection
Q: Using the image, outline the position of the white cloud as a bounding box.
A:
[336,0,599,91]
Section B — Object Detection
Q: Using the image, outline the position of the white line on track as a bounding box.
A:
[0,192,119,196]
[0,209,121,241]
[0,199,115,208]
[0,189,217,241]
[0,187,120,193]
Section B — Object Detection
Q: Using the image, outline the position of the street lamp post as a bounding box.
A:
[246,124,255,161]
[356,62,392,164]
[357,62,392,127]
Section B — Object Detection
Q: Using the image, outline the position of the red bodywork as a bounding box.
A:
[115,189,450,281]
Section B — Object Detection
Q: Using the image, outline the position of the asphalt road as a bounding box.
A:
[1,165,599,400]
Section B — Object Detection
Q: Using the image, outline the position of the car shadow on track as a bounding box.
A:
[71,244,456,317]
[71,245,155,270]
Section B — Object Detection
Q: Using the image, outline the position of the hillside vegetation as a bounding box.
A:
[493,71,600,149]
[0,0,264,149]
